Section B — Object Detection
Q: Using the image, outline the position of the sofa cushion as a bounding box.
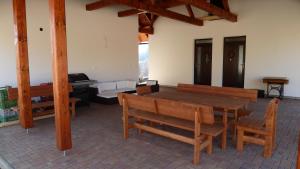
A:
[116,81,128,90]
[146,80,158,86]
[117,80,136,90]
[97,90,118,98]
[98,82,116,92]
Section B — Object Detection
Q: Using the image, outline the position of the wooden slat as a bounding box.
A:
[129,109,224,137]
[49,0,72,151]
[8,84,73,100]
[134,123,195,145]
[243,135,266,146]
[12,0,33,129]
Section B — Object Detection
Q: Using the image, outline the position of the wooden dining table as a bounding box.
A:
[145,87,250,149]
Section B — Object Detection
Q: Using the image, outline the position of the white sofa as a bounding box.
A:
[95,80,137,99]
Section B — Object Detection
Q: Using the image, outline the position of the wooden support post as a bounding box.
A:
[49,0,72,151]
[12,0,33,129]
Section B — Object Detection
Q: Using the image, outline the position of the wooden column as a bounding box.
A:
[49,0,72,151]
[12,0,33,129]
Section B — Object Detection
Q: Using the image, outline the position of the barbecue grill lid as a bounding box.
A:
[68,73,90,83]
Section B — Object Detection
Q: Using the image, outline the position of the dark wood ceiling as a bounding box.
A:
[86,0,237,35]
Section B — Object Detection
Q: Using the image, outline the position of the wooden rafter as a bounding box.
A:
[222,0,230,11]
[117,0,183,18]
[86,0,115,11]
[118,9,143,17]
[175,0,237,22]
[185,5,194,18]
[87,0,203,26]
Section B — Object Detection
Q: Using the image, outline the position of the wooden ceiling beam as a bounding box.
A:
[185,5,194,18]
[117,0,183,17]
[175,0,237,22]
[222,0,230,11]
[157,0,183,8]
[114,0,203,26]
[86,0,115,11]
[118,9,143,17]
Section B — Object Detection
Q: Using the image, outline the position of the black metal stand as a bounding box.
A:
[266,83,285,99]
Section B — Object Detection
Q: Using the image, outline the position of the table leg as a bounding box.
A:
[221,109,228,150]
[233,109,238,141]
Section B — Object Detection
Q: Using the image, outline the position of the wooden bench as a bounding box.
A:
[118,93,225,165]
[7,84,80,118]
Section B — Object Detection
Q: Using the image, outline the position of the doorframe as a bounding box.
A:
[194,38,213,85]
[222,36,247,88]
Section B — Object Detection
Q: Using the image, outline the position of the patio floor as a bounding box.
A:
[0,96,299,169]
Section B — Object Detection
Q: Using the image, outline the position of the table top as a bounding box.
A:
[263,77,289,84]
[146,88,250,110]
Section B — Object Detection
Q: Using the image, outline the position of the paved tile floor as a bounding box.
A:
[0,97,299,169]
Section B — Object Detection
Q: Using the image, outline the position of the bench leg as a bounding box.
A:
[232,110,238,141]
[193,137,200,165]
[237,129,244,151]
[264,135,272,158]
[123,113,129,140]
[135,118,144,135]
[206,136,213,155]
[221,110,228,150]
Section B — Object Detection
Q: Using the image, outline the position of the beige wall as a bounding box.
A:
[149,0,300,97]
[0,0,139,87]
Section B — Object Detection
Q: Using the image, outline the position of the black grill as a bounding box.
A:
[68,73,97,106]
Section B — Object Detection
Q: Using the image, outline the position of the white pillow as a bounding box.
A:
[98,82,116,92]
[116,81,128,89]
[127,81,137,89]
[146,80,157,86]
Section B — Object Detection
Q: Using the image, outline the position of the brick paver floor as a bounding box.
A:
[0,97,299,169]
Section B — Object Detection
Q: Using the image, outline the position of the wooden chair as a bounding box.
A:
[236,98,280,158]
[119,93,213,165]
[136,86,152,95]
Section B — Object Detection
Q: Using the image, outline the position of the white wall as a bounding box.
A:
[0,0,139,87]
[149,0,300,97]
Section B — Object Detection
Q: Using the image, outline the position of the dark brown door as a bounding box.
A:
[223,36,246,88]
[194,39,212,85]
